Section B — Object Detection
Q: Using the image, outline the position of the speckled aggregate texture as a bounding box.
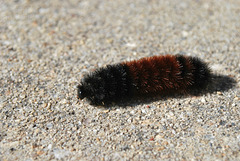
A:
[0,0,239,160]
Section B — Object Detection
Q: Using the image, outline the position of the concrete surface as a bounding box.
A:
[0,0,240,160]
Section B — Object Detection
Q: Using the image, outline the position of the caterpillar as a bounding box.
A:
[77,54,211,105]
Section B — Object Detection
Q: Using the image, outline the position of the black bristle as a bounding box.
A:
[77,64,132,105]
[176,55,189,78]
[189,57,211,89]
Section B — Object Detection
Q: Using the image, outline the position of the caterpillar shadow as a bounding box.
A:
[104,74,237,108]
[207,74,236,93]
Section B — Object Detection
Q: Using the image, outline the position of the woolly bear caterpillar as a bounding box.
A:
[77,55,211,105]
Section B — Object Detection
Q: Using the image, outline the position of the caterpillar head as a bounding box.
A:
[77,84,86,99]
[77,82,106,105]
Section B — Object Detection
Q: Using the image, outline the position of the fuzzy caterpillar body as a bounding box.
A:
[77,55,211,105]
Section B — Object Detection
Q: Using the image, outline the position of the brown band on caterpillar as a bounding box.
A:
[123,55,180,94]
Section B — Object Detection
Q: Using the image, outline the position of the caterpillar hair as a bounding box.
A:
[77,54,211,105]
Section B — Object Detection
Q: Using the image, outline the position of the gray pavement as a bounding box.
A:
[0,0,239,160]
